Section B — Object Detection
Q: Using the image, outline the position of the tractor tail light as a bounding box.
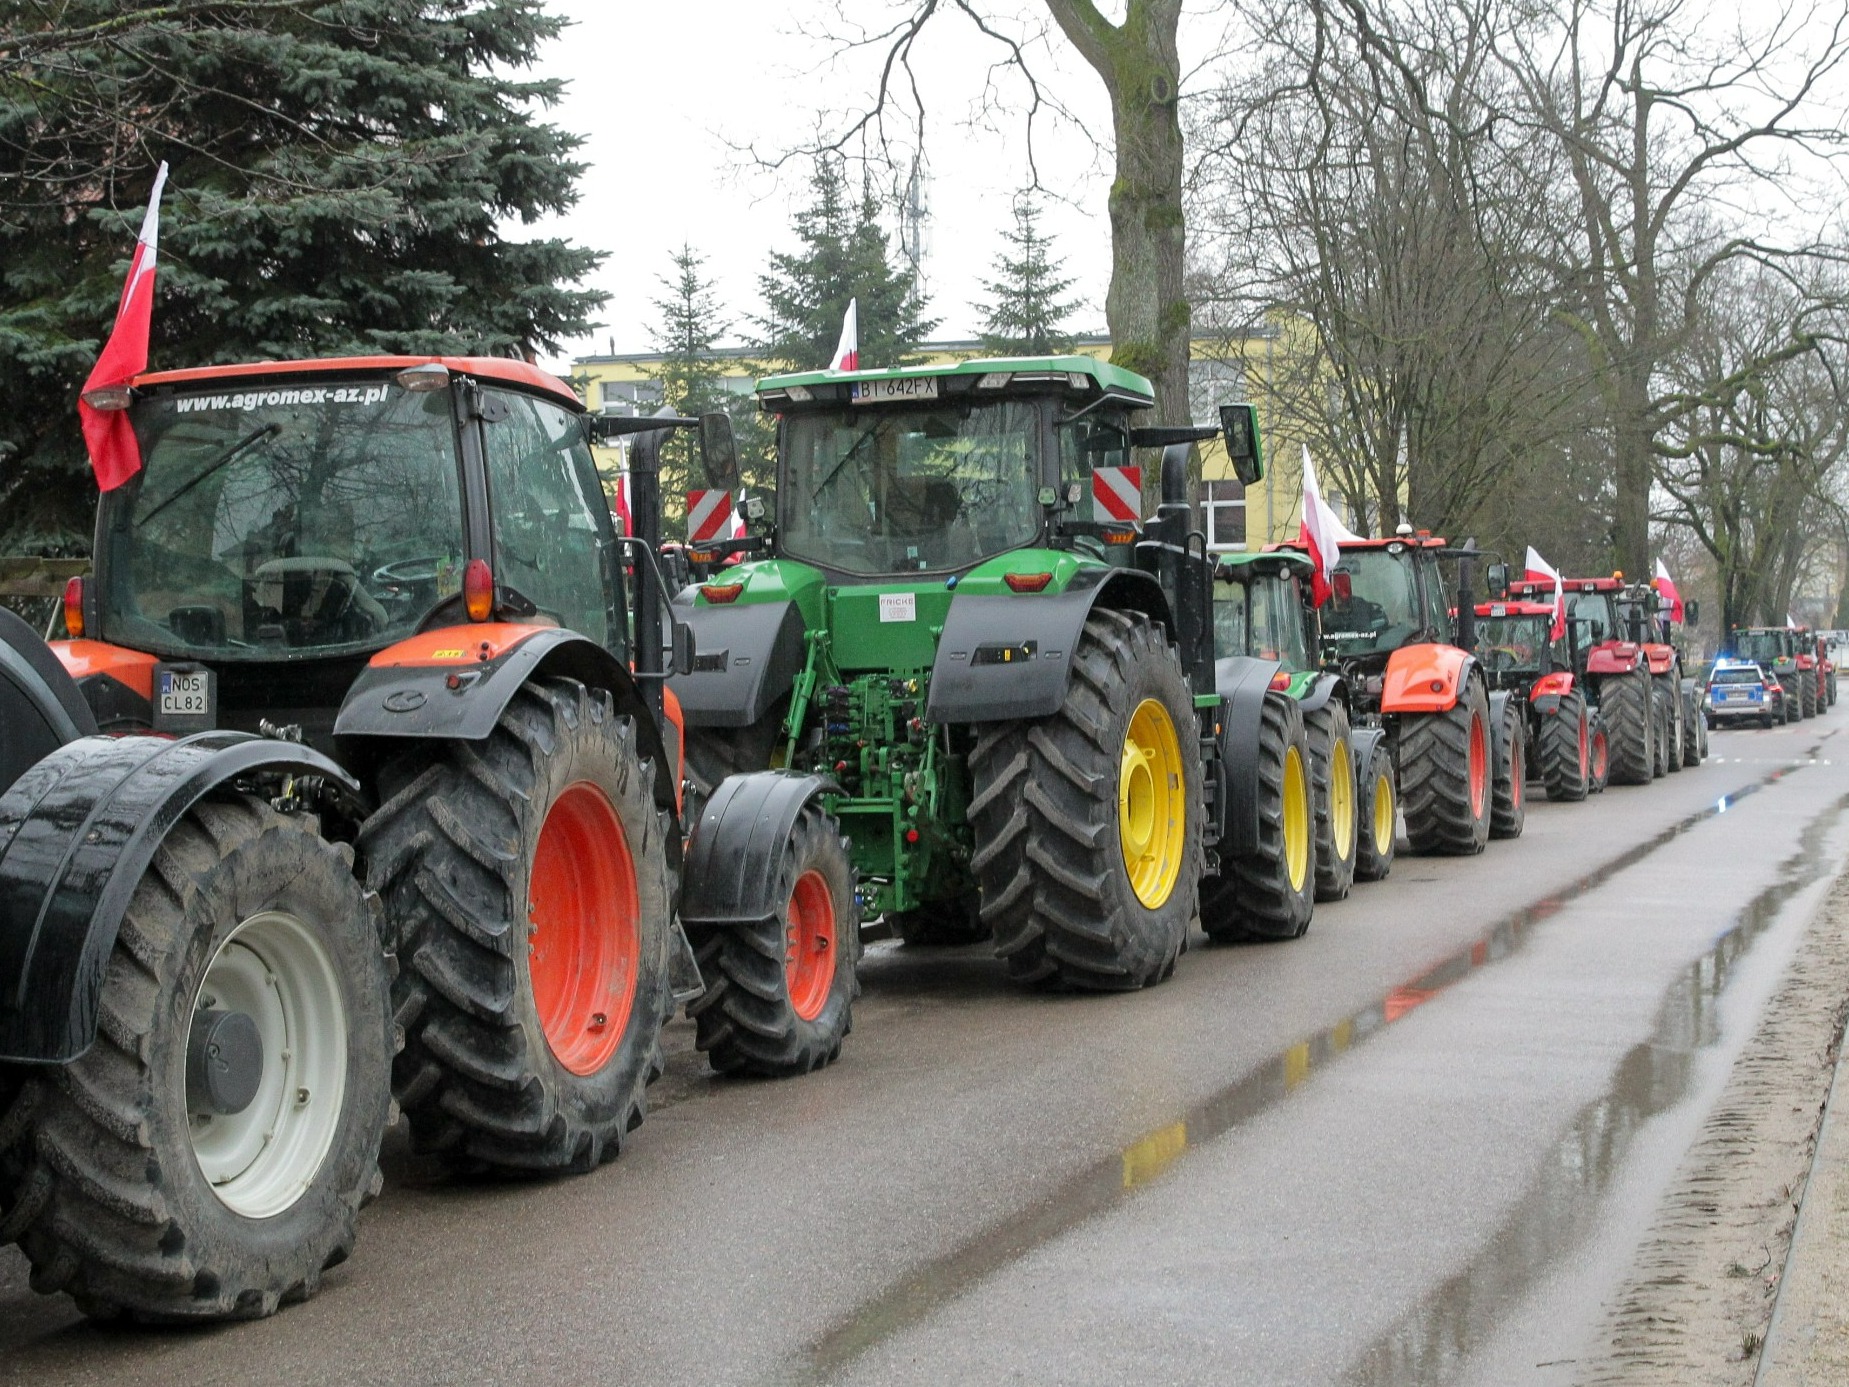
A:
[701,583,744,604]
[62,576,84,638]
[463,559,494,622]
[1003,572,1053,593]
[1268,670,1292,691]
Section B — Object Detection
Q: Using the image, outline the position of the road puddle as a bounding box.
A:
[1343,787,1849,1386]
[806,740,1836,1381]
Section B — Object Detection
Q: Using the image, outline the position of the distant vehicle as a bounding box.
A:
[1704,659,1785,727]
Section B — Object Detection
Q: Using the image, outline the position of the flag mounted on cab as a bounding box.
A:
[79,162,168,492]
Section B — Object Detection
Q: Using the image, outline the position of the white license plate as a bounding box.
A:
[852,376,939,404]
[160,670,210,717]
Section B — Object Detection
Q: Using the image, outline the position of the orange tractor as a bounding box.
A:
[0,356,855,1322]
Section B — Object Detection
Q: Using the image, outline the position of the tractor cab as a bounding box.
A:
[1211,550,1318,686]
[1509,576,1631,678]
[1472,601,1564,688]
[1315,535,1456,678]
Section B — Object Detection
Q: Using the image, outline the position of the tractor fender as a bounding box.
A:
[1212,655,1284,858]
[1641,644,1677,676]
[1529,670,1575,715]
[1381,644,1477,714]
[1296,672,1346,716]
[0,608,97,801]
[333,624,680,832]
[925,567,1171,724]
[1351,724,1390,779]
[0,731,365,1064]
[678,770,835,926]
[669,597,809,729]
[1487,689,1518,764]
[1585,643,1642,676]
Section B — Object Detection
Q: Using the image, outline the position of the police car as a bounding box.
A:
[1704,659,1785,726]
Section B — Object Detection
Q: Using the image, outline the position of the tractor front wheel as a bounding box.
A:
[0,797,392,1321]
[687,802,860,1076]
[362,677,674,1175]
[1538,689,1590,802]
[1490,697,1526,839]
[1304,699,1358,902]
[1657,676,1685,772]
[1398,676,1492,856]
[1587,713,1612,792]
[1681,685,1707,766]
[1602,671,1654,786]
[969,610,1201,990]
[1200,693,1315,942]
[1354,737,1398,882]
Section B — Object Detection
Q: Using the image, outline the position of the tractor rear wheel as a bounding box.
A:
[0,796,391,1321]
[1398,676,1491,856]
[1538,690,1590,802]
[1354,737,1397,882]
[1602,671,1654,785]
[687,802,860,1076]
[1651,689,1671,778]
[1800,672,1818,719]
[969,609,1200,990]
[362,677,673,1175]
[1681,685,1707,766]
[1490,697,1526,839]
[1587,712,1612,792]
[1657,676,1685,772]
[1200,693,1315,942]
[1304,699,1358,903]
[682,699,788,826]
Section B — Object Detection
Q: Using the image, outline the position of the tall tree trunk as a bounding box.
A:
[1611,371,1654,577]
[1045,0,1188,428]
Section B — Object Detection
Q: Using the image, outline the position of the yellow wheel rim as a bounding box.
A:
[1372,769,1395,855]
[1119,698,1186,909]
[1328,734,1355,865]
[1283,744,1311,892]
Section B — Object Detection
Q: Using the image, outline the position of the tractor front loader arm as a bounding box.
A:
[0,731,365,1064]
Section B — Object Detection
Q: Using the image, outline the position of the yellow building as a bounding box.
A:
[569,331,1336,551]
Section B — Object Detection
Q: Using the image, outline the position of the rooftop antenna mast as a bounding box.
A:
[899,152,931,302]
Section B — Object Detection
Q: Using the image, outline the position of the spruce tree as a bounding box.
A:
[976,196,1080,356]
[756,157,936,371]
[0,0,606,549]
[649,242,732,504]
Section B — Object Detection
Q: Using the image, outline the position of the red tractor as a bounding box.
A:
[1297,529,1522,854]
[1472,598,1603,800]
[1615,580,1707,768]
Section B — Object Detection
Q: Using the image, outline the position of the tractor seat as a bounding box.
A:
[882,477,961,536]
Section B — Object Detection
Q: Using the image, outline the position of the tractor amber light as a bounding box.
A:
[80,384,132,411]
[463,559,494,622]
[701,583,744,604]
[1268,671,1292,691]
[1003,572,1054,593]
[1102,527,1136,546]
[395,363,451,393]
[62,576,84,638]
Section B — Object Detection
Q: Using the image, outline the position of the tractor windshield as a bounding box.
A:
[105,380,465,657]
[1214,574,1313,670]
[780,401,1041,574]
[1565,592,1617,644]
[1323,550,1422,656]
[1733,630,1788,664]
[1476,614,1550,672]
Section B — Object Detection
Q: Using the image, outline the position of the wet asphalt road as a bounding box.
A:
[4,709,1849,1386]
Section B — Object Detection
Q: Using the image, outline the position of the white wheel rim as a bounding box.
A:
[189,910,348,1219]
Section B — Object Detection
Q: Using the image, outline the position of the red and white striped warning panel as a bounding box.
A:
[686,489,733,543]
[1092,466,1142,524]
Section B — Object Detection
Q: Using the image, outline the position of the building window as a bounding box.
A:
[1189,356,1245,421]
[1201,479,1246,551]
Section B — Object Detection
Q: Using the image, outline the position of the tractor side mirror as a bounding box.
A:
[1685,599,1700,628]
[668,618,696,678]
[1485,562,1509,597]
[699,411,742,494]
[1219,404,1263,487]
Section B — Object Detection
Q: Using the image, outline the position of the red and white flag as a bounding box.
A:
[1524,545,1566,641]
[1298,446,1354,606]
[613,470,632,537]
[828,298,859,372]
[79,161,168,492]
[1653,558,1684,623]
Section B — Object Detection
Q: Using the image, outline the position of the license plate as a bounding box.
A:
[155,665,215,730]
[852,376,939,404]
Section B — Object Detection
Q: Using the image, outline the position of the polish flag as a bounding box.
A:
[1653,558,1684,623]
[1524,545,1565,641]
[613,470,632,537]
[79,162,168,491]
[1297,445,1353,606]
[829,298,859,372]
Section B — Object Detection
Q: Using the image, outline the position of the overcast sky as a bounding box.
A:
[524,1,1135,371]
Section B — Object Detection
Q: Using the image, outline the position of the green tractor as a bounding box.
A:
[669,355,1317,982]
[1210,550,1398,906]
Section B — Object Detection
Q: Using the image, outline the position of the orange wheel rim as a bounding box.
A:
[529,782,640,1076]
[1510,731,1524,809]
[1592,729,1608,781]
[1577,713,1589,779]
[785,869,837,1023]
[1468,711,1489,818]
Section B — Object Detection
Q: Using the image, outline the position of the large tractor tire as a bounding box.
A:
[889,891,989,947]
[1489,697,1526,840]
[1657,675,1685,772]
[1601,670,1654,786]
[1304,699,1358,903]
[1681,684,1707,766]
[1538,689,1590,802]
[1200,694,1315,943]
[1778,672,1801,723]
[0,796,392,1321]
[1398,675,1492,856]
[683,699,787,823]
[1587,712,1612,793]
[1651,689,1671,778]
[362,677,674,1175]
[1354,736,1397,883]
[1800,671,1818,719]
[968,609,1201,990]
[686,801,861,1076]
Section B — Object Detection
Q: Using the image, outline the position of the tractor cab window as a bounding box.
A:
[1057,411,1131,488]
[482,390,613,646]
[1477,615,1548,673]
[1566,592,1613,645]
[1324,550,1420,656]
[1734,630,1786,664]
[781,401,1040,575]
[109,381,466,657]
[1419,555,1452,638]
